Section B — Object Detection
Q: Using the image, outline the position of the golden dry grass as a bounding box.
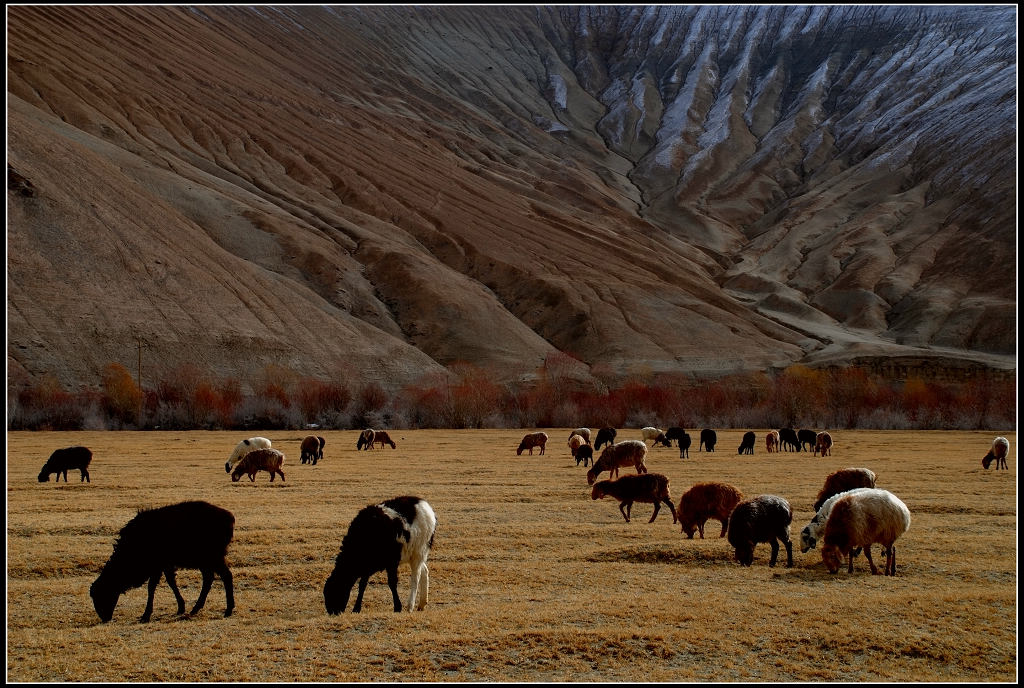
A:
[6,428,1017,682]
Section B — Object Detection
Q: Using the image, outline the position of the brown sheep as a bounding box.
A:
[517,432,548,456]
[812,467,877,512]
[300,435,326,464]
[765,430,780,453]
[814,431,833,457]
[676,482,744,539]
[231,448,286,482]
[373,431,397,449]
[586,440,648,485]
[591,473,677,524]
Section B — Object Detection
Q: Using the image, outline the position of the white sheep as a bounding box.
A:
[982,436,1010,470]
[568,428,592,445]
[591,473,677,524]
[640,426,671,447]
[821,488,911,576]
[568,433,589,458]
[587,440,648,485]
[800,487,875,553]
[224,437,272,473]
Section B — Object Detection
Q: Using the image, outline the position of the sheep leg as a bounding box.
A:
[718,518,728,538]
[188,568,215,616]
[619,502,631,522]
[863,545,879,575]
[352,576,369,613]
[768,539,779,567]
[141,572,162,622]
[387,565,402,612]
[164,568,186,615]
[407,562,428,611]
[663,499,677,524]
[217,562,234,616]
[81,469,90,482]
[783,539,793,568]
[277,469,285,481]
[648,502,660,523]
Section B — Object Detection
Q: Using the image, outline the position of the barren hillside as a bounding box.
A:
[6,6,1017,393]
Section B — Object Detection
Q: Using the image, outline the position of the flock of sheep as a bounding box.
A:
[33,430,1011,623]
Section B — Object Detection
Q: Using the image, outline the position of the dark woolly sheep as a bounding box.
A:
[676,482,744,539]
[798,429,818,452]
[591,473,677,524]
[574,444,594,467]
[677,431,692,459]
[231,448,286,482]
[38,446,92,483]
[373,430,397,449]
[301,435,326,465]
[323,496,436,613]
[738,431,756,455]
[594,427,617,451]
[812,467,877,512]
[517,431,548,455]
[727,495,794,568]
[699,428,717,452]
[779,428,800,452]
[90,501,235,623]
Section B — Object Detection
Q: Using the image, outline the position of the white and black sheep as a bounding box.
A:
[224,436,272,473]
[356,428,375,450]
[586,440,648,485]
[300,435,326,465]
[323,496,436,613]
[676,482,744,539]
[820,488,911,576]
[594,427,617,451]
[591,473,677,524]
[726,495,794,567]
[699,428,717,452]
[230,448,286,482]
[90,500,235,622]
[812,467,877,512]
[568,433,589,459]
[800,487,875,554]
[517,431,548,456]
[38,446,92,483]
[738,431,756,455]
[982,436,1010,470]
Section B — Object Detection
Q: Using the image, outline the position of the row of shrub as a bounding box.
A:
[6,360,1015,432]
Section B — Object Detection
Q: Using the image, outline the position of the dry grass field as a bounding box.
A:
[6,428,1017,682]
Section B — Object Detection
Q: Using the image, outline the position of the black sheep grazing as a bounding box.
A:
[727,495,794,568]
[779,428,801,452]
[798,429,818,452]
[738,431,756,455]
[574,444,594,467]
[90,501,235,623]
[323,496,436,614]
[594,427,617,451]
[699,429,717,452]
[38,446,92,483]
[677,432,692,459]
[300,435,326,464]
